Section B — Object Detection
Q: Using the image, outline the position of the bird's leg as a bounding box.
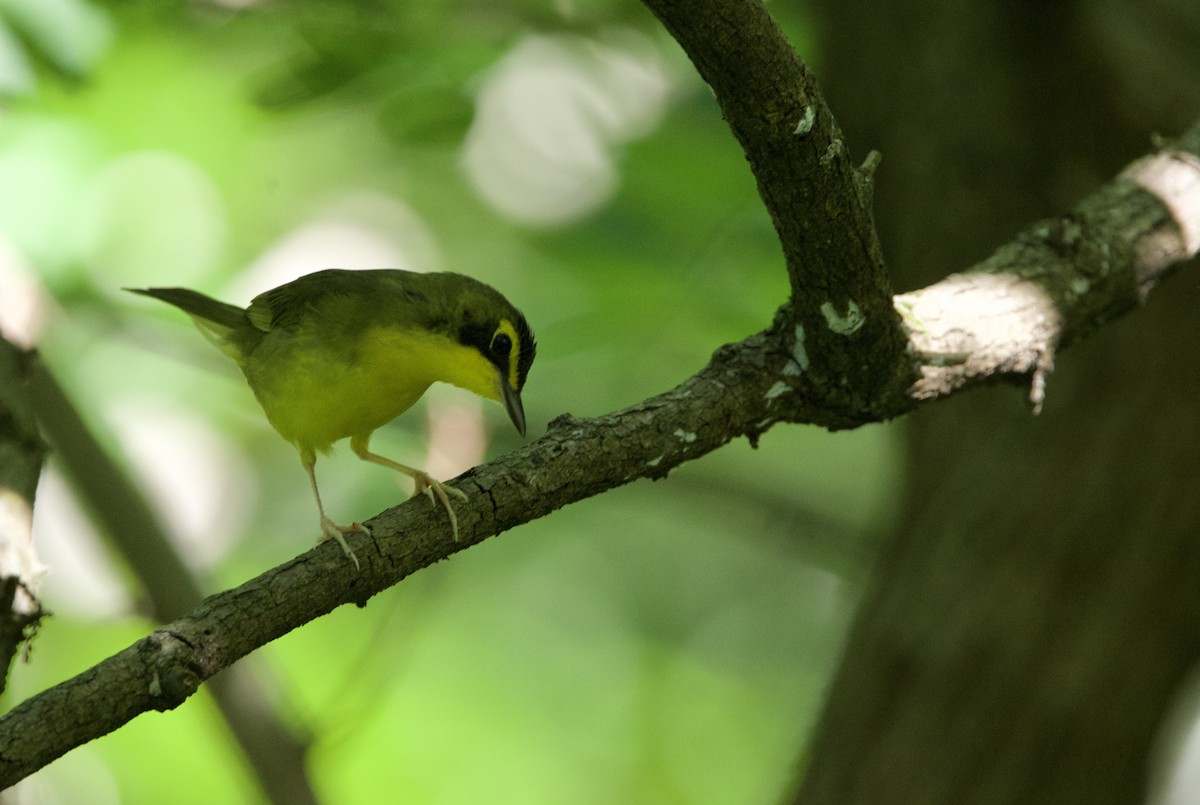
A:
[303,458,363,570]
[349,435,468,541]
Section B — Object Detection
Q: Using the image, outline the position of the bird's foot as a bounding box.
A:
[411,473,468,541]
[319,516,367,570]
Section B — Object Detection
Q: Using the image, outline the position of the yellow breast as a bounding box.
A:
[240,325,501,454]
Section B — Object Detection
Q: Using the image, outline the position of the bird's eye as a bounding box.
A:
[491,333,513,357]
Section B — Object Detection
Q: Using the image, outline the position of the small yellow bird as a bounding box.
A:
[129,269,536,568]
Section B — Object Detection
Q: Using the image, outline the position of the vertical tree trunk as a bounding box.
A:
[796,3,1200,803]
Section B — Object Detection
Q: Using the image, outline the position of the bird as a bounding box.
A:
[128,268,536,569]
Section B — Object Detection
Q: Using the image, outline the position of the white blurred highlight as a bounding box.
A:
[0,22,35,96]
[106,402,256,567]
[424,391,487,484]
[34,467,130,619]
[1152,670,1200,805]
[31,401,255,617]
[233,193,440,300]
[6,743,119,805]
[462,30,673,227]
[0,244,48,347]
[0,487,45,613]
[74,151,226,290]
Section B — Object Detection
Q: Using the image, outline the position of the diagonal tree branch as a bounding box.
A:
[2,0,1199,787]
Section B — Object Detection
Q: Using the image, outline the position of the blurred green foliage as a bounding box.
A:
[0,1,900,802]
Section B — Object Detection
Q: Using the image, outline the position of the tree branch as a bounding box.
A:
[895,134,1200,407]
[641,0,910,412]
[2,0,1199,786]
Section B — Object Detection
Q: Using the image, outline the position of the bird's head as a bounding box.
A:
[433,275,536,436]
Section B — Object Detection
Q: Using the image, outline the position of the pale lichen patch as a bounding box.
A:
[792,323,810,370]
[794,105,815,135]
[765,381,790,400]
[820,299,865,335]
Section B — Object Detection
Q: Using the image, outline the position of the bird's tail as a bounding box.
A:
[126,287,249,361]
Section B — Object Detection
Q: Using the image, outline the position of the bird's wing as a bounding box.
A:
[246,269,394,332]
[245,269,434,333]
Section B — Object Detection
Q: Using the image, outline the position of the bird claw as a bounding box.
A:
[319,516,366,570]
[410,473,468,541]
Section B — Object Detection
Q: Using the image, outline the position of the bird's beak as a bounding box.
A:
[499,379,526,437]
